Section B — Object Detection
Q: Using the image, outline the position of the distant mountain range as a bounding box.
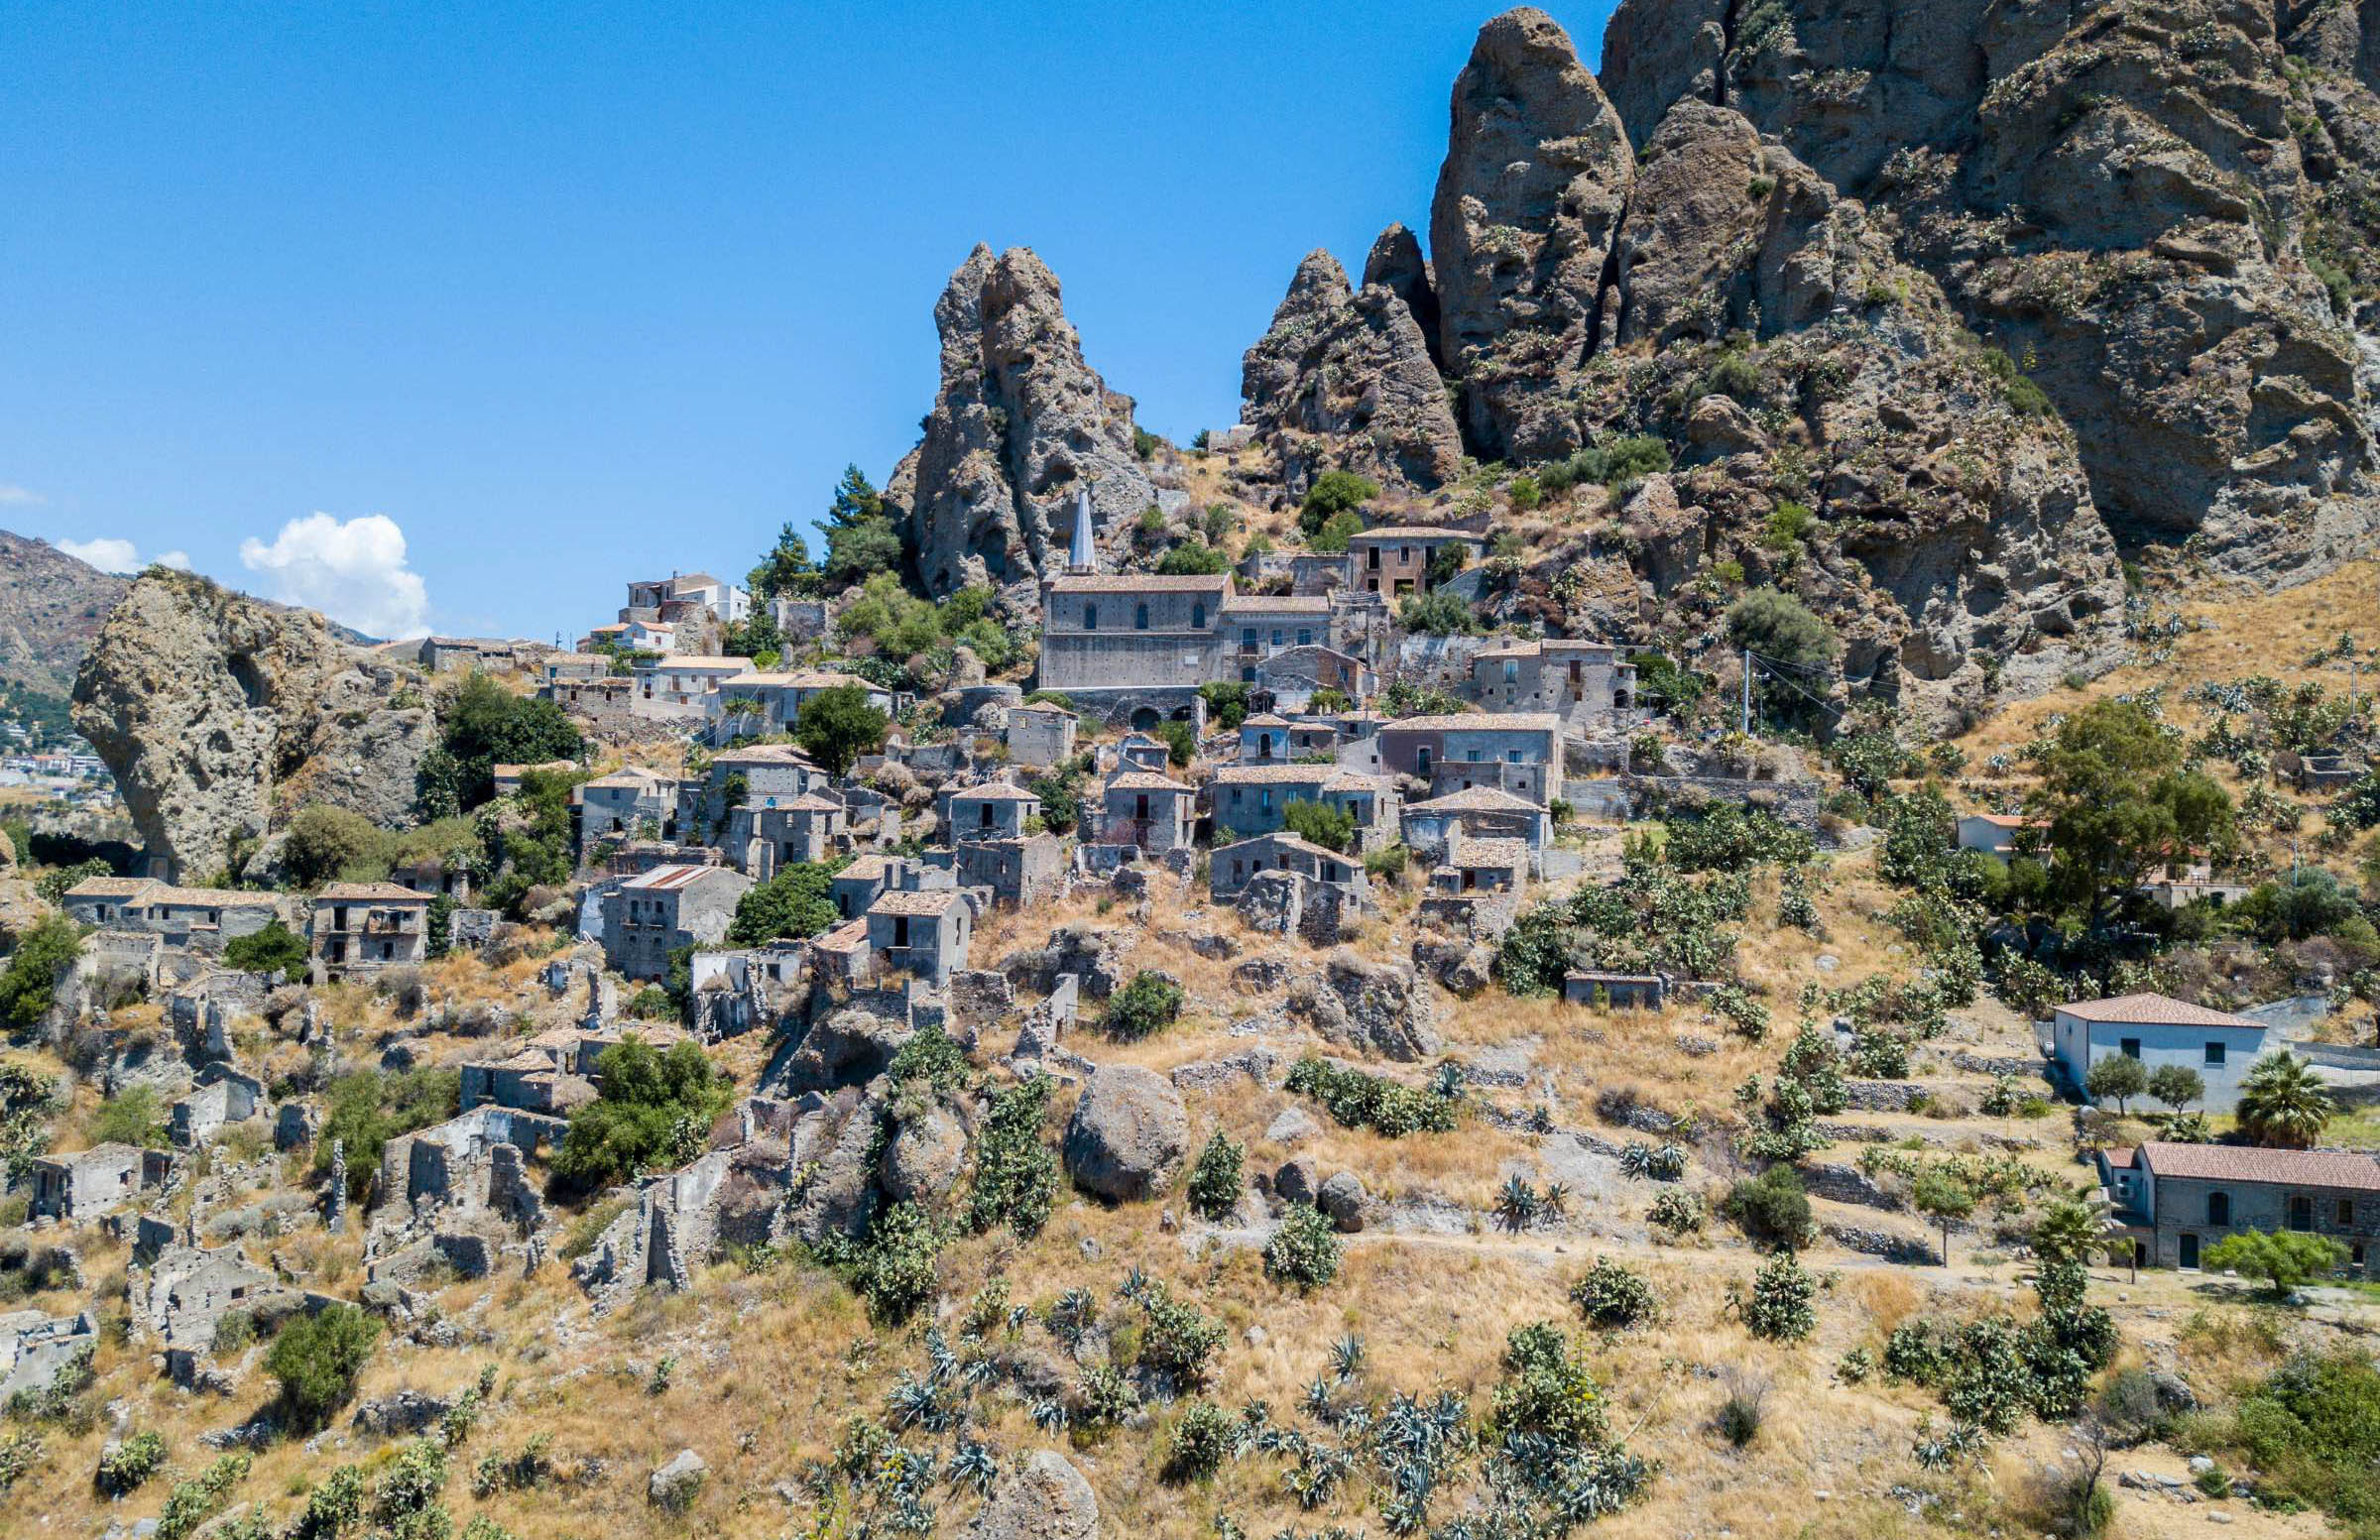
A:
[0,532,133,700]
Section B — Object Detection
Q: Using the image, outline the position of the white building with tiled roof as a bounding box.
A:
[2052,993,2271,1112]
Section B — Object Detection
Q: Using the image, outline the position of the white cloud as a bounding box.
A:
[0,485,44,506]
[58,536,145,573]
[155,550,191,570]
[239,513,431,640]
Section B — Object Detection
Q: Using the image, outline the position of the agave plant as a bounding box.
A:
[1117,1264,1151,1301]
[1493,1174,1541,1234]
[1330,1333,1366,1382]
[1538,1182,1570,1223]
[1028,1397,1070,1434]
[948,1440,997,1496]
[1432,1062,1468,1101]
[1302,1375,1337,1420]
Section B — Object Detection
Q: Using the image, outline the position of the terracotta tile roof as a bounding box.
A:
[643,655,754,671]
[723,670,875,689]
[1964,812,2037,829]
[869,889,964,917]
[1241,714,1294,728]
[712,744,820,766]
[1046,574,1232,594]
[1381,712,1561,734]
[1211,764,1337,785]
[64,877,160,899]
[837,854,892,883]
[146,887,278,908]
[1449,837,1527,870]
[1109,770,1193,792]
[316,883,427,901]
[812,918,871,952]
[1349,525,1480,541]
[2059,993,2261,1028]
[2138,1140,2380,1191]
[1408,786,1541,812]
[1320,770,1390,794]
[1217,833,1349,865]
[772,793,845,813]
[1221,596,1332,614]
[950,783,1041,801]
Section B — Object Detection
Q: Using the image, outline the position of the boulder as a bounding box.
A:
[972,1450,1098,1540]
[1263,1107,1322,1146]
[1289,950,1441,1062]
[882,1106,968,1205]
[1273,1156,1321,1208]
[1318,1171,1369,1234]
[774,1008,909,1095]
[1063,1066,1190,1203]
[649,1449,707,1511]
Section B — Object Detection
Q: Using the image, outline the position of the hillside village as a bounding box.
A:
[9,4,2380,1540]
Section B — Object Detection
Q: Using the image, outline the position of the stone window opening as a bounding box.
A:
[1084,604,1098,631]
[1134,604,1149,631]
[2205,1041,2225,1066]
[2342,1198,2357,1227]
[2290,1194,2316,1232]
[2206,1191,2230,1225]
[1192,602,1205,629]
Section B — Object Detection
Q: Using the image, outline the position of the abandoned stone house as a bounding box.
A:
[703,743,829,825]
[492,759,578,799]
[578,765,684,847]
[391,851,472,903]
[1375,713,1562,807]
[1207,764,1399,852]
[138,1243,283,1364]
[1469,640,1637,727]
[378,1106,555,1225]
[1100,770,1198,854]
[865,888,974,988]
[1344,526,1485,596]
[830,853,955,923]
[709,669,892,742]
[1004,702,1079,769]
[1429,831,1527,896]
[631,655,754,722]
[601,864,755,982]
[1222,594,1334,681]
[170,1064,265,1149]
[310,884,433,975]
[0,1309,97,1404]
[62,878,286,955]
[1563,971,1668,1010]
[727,792,847,879]
[542,672,636,720]
[945,782,1041,842]
[30,1142,169,1221]
[1209,832,1370,901]
[1115,733,1173,773]
[1255,645,1370,710]
[1239,714,1297,762]
[953,830,1067,908]
[2102,1140,2380,1273]
[1401,786,1553,873]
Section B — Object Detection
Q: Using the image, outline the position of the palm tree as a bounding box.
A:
[2237,1052,2334,1149]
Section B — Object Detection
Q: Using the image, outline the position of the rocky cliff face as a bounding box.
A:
[70,570,435,883]
[1429,8,1638,463]
[1239,249,1463,497]
[886,245,1158,606]
[0,533,131,699]
[1597,0,2380,581]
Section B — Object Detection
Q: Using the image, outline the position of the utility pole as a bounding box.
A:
[1741,648,1753,739]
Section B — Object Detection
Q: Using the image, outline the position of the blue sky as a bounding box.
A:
[0,2,1615,643]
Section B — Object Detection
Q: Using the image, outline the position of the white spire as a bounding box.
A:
[1067,486,1096,573]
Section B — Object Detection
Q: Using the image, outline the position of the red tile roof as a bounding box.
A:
[2139,1140,2380,1191]
[2059,993,2260,1028]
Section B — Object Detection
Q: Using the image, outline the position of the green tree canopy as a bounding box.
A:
[2203,1230,2348,1299]
[223,919,309,977]
[1297,471,1378,536]
[749,521,817,600]
[2023,698,2233,924]
[1912,1169,1975,1266]
[2147,1062,2205,1114]
[1280,797,1356,853]
[727,858,850,946]
[552,1035,731,1187]
[1726,587,1839,726]
[2238,1052,2335,1149]
[418,673,582,815]
[794,684,890,777]
[2084,1053,2148,1113]
[0,913,83,1031]
[265,1303,382,1430]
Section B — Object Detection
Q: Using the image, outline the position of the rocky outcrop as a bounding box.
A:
[1240,251,1463,496]
[1595,0,2380,583]
[1430,7,1635,461]
[886,246,1157,608]
[1062,1064,1189,1202]
[70,570,435,883]
[973,1451,1098,1540]
[0,533,131,699]
[1288,951,1442,1062]
[1364,223,1442,367]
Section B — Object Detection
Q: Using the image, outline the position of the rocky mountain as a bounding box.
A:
[69,568,435,883]
[0,532,131,700]
[1239,247,1463,498]
[887,245,1159,606]
[1594,0,2380,582]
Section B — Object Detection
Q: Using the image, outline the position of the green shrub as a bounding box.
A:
[1279,797,1356,853]
[1284,1055,1457,1136]
[156,1454,251,1540]
[819,1201,945,1323]
[1162,1399,1237,1482]
[1724,1165,1812,1249]
[1570,1258,1656,1330]
[550,1035,729,1188]
[223,920,309,976]
[1740,1253,1817,1341]
[1647,1189,1705,1235]
[265,1304,382,1431]
[1104,971,1185,1041]
[0,914,82,1031]
[1297,471,1378,535]
[1184,1130,1244,1222]
[88,1083,169,1149]
[1263,1203,1342,1290]
[1135,1281,1225,1386]
[2202,1230,2348,1298]
[94,1430,167,1496]
[964,1077,1059,1238]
